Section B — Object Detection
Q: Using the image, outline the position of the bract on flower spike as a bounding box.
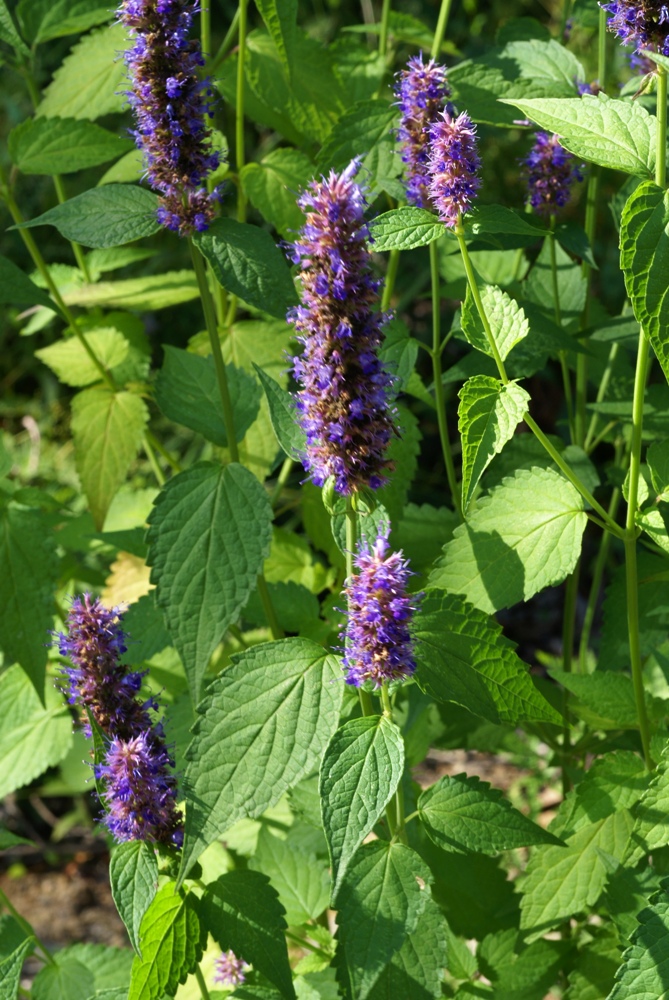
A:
[214,950,250,988]
[118,0,222,236]
[395,53,450,208]
[342,525,419,689]
[288,160,396,495]
[426,110,482,228]
[522,132,584,216]
[600,2,669,56]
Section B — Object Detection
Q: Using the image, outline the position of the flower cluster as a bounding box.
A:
[58,595,183,846]
[601,1,669,56]
[427,110,482,227]
[288,161,396,495]
[213,950,249,988]
[118,0,221,236]
[341,526,418,689]
[522,132,583,216]
[395,54,450,208]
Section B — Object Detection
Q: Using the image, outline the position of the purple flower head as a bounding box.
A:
[522,132,583,216]
[287,161,396,495]
[600,1,669,56]
[395,54,450,208]
[96,732,183,846]
[427,110,481,227]
[213,950,249,988]
[118,0,222,236]
[57,594,153,741]
[342,525,419,689]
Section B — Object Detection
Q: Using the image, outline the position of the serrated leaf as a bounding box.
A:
[128,886,204,1000]
[461,285,530,362]
[419,772,562,855]
[249,826,329,926]
[428,467,587,614]
[155,346,260,447]
[0,507,59,699]
[362,896,446,1000]
[253,364,306,461]
[565,927,622,1000]
[620,180,669,388]
[320,715,404,898]
[201,870,295,999]
[254,0,297,76]
[179,638,343,879]
[110,841,159,955]
[71,387,148,530]
[500,94,656,176]
[0,936,34,1000]
[625,747,669,863]
[18,0,113,43]
[240,148,312,237]
[549,669,644,730]
[368,207,443,252]
[413,590,561,725]
[316,99,398,187]
[464,205,548,249]
[194,218,297,319]
[37,23,130,120]
[146,462,273,699]
[18,185,161,249]
[8,117,132,175]
[552,752,650,843]
[335,841,432,1000]
[647,440,669,497]
[0,255,56,311]
[36,330,129,388]
[606,881,669,1000]
[65,271,199,312]
[0,0,28,54]
[458,376,529,511]
[55,943,133,992]
[520,811,635,938]
[602,861,661,944]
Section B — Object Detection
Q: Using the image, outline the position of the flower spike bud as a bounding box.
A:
[395,53,450,208]
[342,525,419,689]
[288,161,396,496]
[522,132,583,216]
[427,110,482,228]
[214,951,250,988]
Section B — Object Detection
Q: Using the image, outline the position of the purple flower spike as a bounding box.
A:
[600,2,669,56]
[96,732,183,846]
[342,526,419,689]
[118,0,222,236]
[427,110,481,228]
[213,950,249,988]
[395,54,450,208]
[288,161,396,495]
[522,132,583,216]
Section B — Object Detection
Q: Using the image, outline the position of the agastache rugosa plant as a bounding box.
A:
[522,131,584,215]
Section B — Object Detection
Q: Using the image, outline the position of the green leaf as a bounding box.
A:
[18,185,161,248]
[461,285,530,361]
[647,440,669,498]
[606,880,669,1000]
[128,886,205,1000]
[418,772,562,854]
[458,376,530,511]
[33,958,95,1000]
[368,207,443,252]
[250,825,329,926]
[380,319,418,393]
[335,841,433,1000]
[0,255,56,311]
[18,0,113,43]
[625,747,669,863]
[65,271,200,312]
[428,467,587,614]
[361,896,447,1000]
[37,23,130,120]
[154,346,261,447]
[413,590,560,725]
[109,841,159,955]
[36,329,130,388]
[548,668,644,730]
[565,926,622,1000]
[551,752,650,842]
[464,205,547,249]
[0,0,28,54]
[240,148,312,237]
[555,220,598,270]
[519,811,634,938]
[620,180,669,388]
[54,943,133,992]
[201,870,295,1000]
[499,94,656,176]
[8,117,133,175]
[179,638,343,879]
[253,364,306,461]
[0,507,60,699]
[254,0,297,75]
[146,462,273,699]
[0,935,33,1000]
[194,218,297,319]
[316,99,398,188]
[71,387,148,530]
[320,715,404,898]
[600,552,669,671]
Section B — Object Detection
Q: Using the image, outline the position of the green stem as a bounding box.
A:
[597,8,607,89]
[378,0,392,57]
[431,0,454,59]
[285,930,331,959]
[236,0,248,224]
[549,222,576,443]
[346,499,374,717]
[380,683,408,844]
[270,457,293,507]
[584,342,619,453]
[257,573,284,640]
[380,684,392,717]
[430,241,462,518]
[656,66,667,188]
[560,566,579,794]
[200,0,211,59]
[381,248,400,313]
[194,963,212,1000]
[143,433,165,486]
[0,887,56,966]
[207,7,239,73]
[579,480,621,670]
[145,429,182,473]
[188,239,239,462]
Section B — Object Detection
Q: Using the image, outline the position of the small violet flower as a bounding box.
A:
[600,2,669,56]
[118,0,222,236]
[288,161,396,496]
[342,525,419,689]
[427,110,482,228]
[522,132,583,216]
[395,54,450,208]
[213,950,249,988]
